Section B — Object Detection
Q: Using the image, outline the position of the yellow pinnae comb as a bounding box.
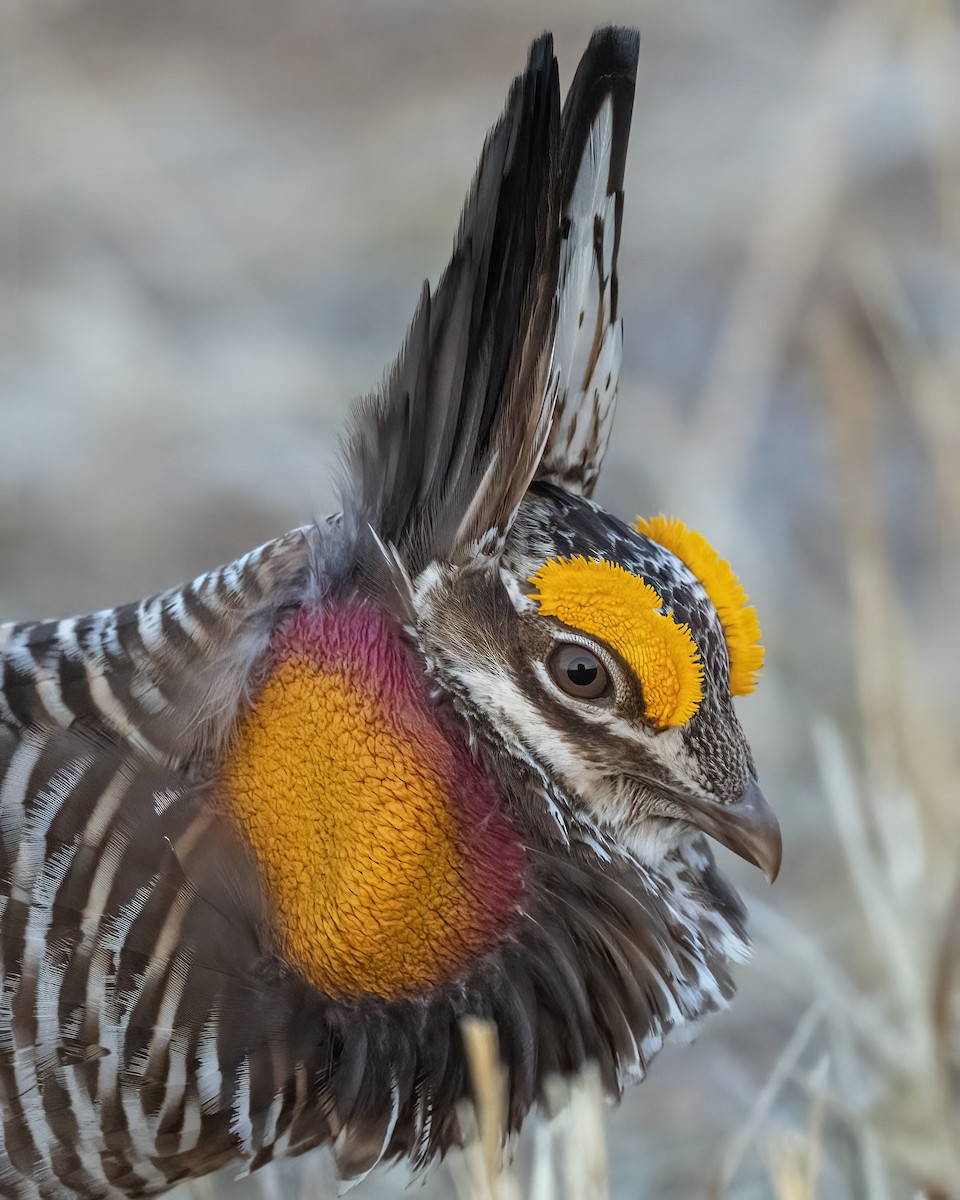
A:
[529,556,704,728]
[634,515,763,696]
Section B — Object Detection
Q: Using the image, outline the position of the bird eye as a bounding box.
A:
[550,643,609,700]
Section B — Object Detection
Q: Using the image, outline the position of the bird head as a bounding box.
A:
[409,484,779,881]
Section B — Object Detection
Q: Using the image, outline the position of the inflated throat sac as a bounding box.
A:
[223,600,524,998]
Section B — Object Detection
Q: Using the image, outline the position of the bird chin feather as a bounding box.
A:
[564,773,689,866]
[619,815,691,866]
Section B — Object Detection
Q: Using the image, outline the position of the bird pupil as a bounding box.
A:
[567,659,598,686]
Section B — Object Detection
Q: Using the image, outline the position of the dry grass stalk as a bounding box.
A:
[767,1137,816,1200]
[451,1021,610,1200]
[681,0,889,514]
[762,300,960,1195]
[454,1018,514,1200]
[828,242,960,1135]
[547,1067,608,1200]
[716,1000,825,1192]
[842,237,960,557]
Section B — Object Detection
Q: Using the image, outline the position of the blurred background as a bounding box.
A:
[5,1,960,1197]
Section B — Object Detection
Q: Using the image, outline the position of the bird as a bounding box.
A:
[0,26,780,1199]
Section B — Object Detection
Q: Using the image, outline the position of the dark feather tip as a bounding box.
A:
[560,26,640,205]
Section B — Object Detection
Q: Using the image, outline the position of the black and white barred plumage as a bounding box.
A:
[0,29,779,1199]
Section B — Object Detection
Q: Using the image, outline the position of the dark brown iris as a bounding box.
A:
[550,644,609,699]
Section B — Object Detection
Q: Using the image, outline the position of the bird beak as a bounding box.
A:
[682,777,782,883]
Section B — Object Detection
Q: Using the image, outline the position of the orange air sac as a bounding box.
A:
[223,599,524,999]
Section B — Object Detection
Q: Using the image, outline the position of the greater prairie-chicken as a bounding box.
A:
[0,27,780,1198]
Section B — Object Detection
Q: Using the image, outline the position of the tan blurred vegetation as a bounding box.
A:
[4,0,960,1196]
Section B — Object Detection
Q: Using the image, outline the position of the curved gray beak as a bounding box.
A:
[683,776,782,882]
